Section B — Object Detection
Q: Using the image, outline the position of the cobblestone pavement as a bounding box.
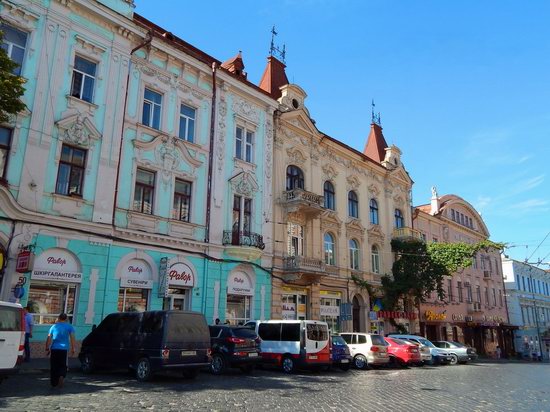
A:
[1,362,548,412]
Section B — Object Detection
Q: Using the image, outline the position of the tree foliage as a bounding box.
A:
[0,30,26,123]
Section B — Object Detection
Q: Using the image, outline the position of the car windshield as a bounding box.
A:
[416,338,435,348]
[332,336,347,346]
[232,327,258,339]
[389,338,409,345]
[450,341,466,348]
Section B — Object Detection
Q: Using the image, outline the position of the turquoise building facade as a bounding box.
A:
[0,0,276,352]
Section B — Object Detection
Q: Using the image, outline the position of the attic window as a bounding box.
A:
[292,99,299,109]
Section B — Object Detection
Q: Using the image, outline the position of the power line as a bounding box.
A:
[525,231,550,264]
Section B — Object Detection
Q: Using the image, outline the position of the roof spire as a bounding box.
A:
[371,99,381,126]
[269,25,286,64]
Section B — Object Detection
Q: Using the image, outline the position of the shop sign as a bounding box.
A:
[282,303,296,320]
[320,290,342,299]
[482,315,504,323]
[452,314,465,321]
[340,303,352,321]
[121,259,152,279]
[120,277,153,289]
[282,286,307,294]
[378,310,417,320]
[297,304,306,314]
[16,250,33,273]
[32,269,82,283]
[227,272,253,295]
[369,311,378,321]
[158,257,169,298]
[424,310,447,321]
[32,249,82,283]
[167,262,194,288]
[320,305,340,317]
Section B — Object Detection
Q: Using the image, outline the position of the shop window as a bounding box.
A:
[225,294,251,325]
[142,88,162,130]
[27,282,77,325]
[55,144,86,196]
[1,23,27,75]
[320,296,341,333]
[394,208,404,228]
[348,190,358,218]
[133,168,155,214]
[118,288,149,312]
[178,104,196,142]
[286,165,304,190]
[70,55,96,103]
[324,232,336,266]
[324,181,335,210]
[369,198,379,225]
[172,179,192,222]
[0,127,12,181]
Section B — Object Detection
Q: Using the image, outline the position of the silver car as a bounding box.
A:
[432,341,478,365]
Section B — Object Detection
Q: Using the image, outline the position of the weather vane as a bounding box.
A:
[270,25,286,64]
[371,99,381,126]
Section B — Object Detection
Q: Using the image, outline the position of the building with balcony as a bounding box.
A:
[259,56,414,333]
[413,189,513,356]
[501,257,550,360]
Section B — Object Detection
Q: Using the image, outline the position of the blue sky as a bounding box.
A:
[135,0,550,266]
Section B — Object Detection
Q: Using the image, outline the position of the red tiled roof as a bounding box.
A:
[259,56,289,99]
[221,51,246,78]
[363,123,388,163]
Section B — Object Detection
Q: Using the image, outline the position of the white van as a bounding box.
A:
[244,320,330,373]
[0,301,25,383]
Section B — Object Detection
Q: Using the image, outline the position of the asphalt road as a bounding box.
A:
[0,361,548,411]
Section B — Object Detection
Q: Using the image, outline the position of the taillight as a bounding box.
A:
[370,346,379,352]
[226,337,246,344]
[407,347,418,353]
[207,348,212,359]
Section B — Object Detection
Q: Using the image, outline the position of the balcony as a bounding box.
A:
[467,302,483,314]
[392,227,424,241]
[282,189,324,217]
[281,255,326,283]
[222,230,265,261]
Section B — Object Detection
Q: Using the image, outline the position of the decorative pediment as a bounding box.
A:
[347,175,361,190]
[320,210,342,235]
[232,96,259,124]
[229,171,259,197]
[368,184,380,197]
[346,218,366,240]
[322,164,339,181]
[2,1,40,30]
[393,194,405,207]
[367,224,386,241]
[391,168,413,186]
[56,114,101,147]
[286,147,307,166]
[282,110,319,136]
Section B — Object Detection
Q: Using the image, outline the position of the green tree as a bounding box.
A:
[0,30,26,123]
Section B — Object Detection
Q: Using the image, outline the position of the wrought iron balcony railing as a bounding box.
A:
[222,230,265,250]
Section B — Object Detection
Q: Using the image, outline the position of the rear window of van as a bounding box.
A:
[166,313,208,342]
[371,335,387,346]
[0,306,22,331]
[306,324,328,341]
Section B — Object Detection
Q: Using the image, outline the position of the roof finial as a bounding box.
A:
[371,99,381,126]
[269,25,286,63]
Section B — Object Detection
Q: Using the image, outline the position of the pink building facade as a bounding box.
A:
[413,189,515,357]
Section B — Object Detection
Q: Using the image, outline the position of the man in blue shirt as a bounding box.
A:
[23,305,33,362]
[45,313,76,388]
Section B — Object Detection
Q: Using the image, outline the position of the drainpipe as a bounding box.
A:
[111,30,153,227]
[204,62,217,243]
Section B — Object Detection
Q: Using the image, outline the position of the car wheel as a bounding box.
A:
[339,363,351,372]
[182,368,200,379]
[282,356,295,374]
[449,354,458,365]
[353,354,368,370]
[240,365,255,374]
[80,352,95,374]
[135,357,153,382]
[210,353,226,375]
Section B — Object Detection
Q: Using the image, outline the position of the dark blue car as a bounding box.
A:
[331,335,352,371]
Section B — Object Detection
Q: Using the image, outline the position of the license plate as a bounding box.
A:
[181,350,196,356]
[340,359,349,363]
[248,352,258,357]
[309,355,318,360]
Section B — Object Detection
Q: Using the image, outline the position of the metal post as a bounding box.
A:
[529,268,544,361]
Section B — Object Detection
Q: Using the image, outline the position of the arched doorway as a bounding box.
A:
[352,294,367,332]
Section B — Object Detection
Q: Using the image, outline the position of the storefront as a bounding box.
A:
[118,258,153,312]
[376,310,417,335]
[27,248,82,325]
[226,270,254,324]
[163,261,195,310]
[320,290,341,333]
[281,286,308,320]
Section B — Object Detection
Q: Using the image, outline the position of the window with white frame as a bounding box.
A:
[133,168,155,214]
[232,195,252,234]
[287,223,304,256]
[0,127,13,180]
[55,144,86,196]
[394,208,404,228]
[118,288,149,312]
[348,191,359,218]
[178,104,196,142]
[235,126,254,162]
[371,245,380,274]
[70,55,97,103]
[349,239,360,270]
[324,233,336,266]
[369,198,379,224]
[142,88,162,130]
[1,24,27,75]
[27,282,77,325]
[172,179,192,222]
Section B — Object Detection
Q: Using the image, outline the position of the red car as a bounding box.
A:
[384,337,422,367]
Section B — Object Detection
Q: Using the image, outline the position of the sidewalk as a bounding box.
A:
[18,357,81,375]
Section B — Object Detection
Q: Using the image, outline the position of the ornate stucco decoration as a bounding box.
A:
[74,35,107,56]
[216,86,227,172]
[393,194,405,207]
[367,225,385,242]
[288,211,307,226]
[346,218,366,241]
[320,211,342,236]
[346,175,361,191]
[286,147,307,166]
[229,171,259,198]
[442,225,450,241]
[232,96,259,124]
[56,114,101,147]
[368,184,380,197]
[264,118,273,180]
[322,164,339,181]
[2,1,40,30]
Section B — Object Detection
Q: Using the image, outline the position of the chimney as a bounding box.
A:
[430,186,440,215]
[221,51,247,79]
[259,56,289,100]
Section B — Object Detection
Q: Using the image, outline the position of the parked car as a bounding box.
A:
[79,310,211,381]
[330,335,353,371]
[0,302,25,384]
[384,337,422,367]
[389,334,452,365]
[209,325,261,374]
[340,332,389,370]
[432,340,478,364]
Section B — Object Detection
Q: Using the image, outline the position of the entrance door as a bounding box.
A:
[352,297,360,332]
[426,324,437,341]
[170,295,186,310]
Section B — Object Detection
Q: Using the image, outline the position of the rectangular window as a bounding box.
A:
[133,168,155,214]
[172,179,192,222]
[235,126,254,162]
[451,209,455,221]
[232,195,253,235]
[492,288,497,306]
[476,285,481,303]
[457,281,463,303]
[118,288,149,312]
[485,287,490,305]
[142,88,162,130]
[27,282,77,325]
[178,104,196,142]
[287,223,304,256]
[1,24,27,75]
[465,283,472,303]
[70,55,96,103]
[498,289,503,307]
[0,127,12,180]
[472,255,478,269]
[55,144,86,196]
[447,279,453,302]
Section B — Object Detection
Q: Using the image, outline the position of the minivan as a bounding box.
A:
[79,310,211,381]
[0,302,25,384]
[340,332,389,369]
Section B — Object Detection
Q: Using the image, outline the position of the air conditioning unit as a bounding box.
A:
[483,270,491,278]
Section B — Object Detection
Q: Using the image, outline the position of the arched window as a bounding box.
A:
[371,245,380,274]
[394,208,404,228]
[286,165,304,190]
[348,190,359,218]
[324,181,335,210]
[324,233,336,266]
[369,198,379,225]
[349,239,360,270]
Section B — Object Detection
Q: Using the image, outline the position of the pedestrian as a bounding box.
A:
[215,318,220,325]
[495,345,501,360]
[23,305,33,362]
[45,313,76,388]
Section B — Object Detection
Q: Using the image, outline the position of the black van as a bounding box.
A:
[79,310,211,381]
